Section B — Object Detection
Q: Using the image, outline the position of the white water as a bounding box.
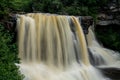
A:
[18,63,109,80]
[87,26,120,67]
[16,13,119,80]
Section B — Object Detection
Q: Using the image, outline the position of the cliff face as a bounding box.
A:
[95,2,120,80]
[97,0,120,26]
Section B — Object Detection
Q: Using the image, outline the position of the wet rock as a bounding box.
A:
[80,16,93,34]
[98,67,120,80]
[96,0,120,26]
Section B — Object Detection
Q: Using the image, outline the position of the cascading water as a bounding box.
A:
[86,26,120,67]
[16,13,119,80]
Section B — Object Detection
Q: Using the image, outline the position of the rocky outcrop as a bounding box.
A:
[80,16,93,34]
[96,0,120,26]
[98,67,120,80]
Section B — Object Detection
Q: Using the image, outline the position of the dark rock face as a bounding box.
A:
[97,0,120,26]
[80,16,93,34]
[98,67,120,80]
[95,2,120,79]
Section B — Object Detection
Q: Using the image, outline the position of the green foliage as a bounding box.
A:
[33,0,63,13]
[0,0,109,19]
[29,0,111,21]
[11,0,32,12]
[0,24,23,80]
[0,0,119,79]
[95,25,120,52]
[0,0,32,19]
[32,0,108,16]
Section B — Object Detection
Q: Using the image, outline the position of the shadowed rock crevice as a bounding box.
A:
[98,67,120,80]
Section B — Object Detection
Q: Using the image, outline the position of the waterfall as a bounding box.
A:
[16,13,119,80]
[87,27,120,67]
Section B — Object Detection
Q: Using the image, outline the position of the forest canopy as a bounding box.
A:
[0,0,109,19]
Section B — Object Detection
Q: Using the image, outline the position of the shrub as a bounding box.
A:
[0,24,23,80]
